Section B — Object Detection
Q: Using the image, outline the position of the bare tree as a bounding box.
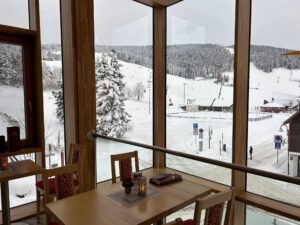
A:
[133,81,145,101]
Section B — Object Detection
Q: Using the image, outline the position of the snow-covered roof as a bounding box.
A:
[282,111,300,125]
[261,102,285,108]
[193,98,213,106]
[190,98,232,107]
[213,98,233,107]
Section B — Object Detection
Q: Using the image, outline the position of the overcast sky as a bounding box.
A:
[0,0,300,49]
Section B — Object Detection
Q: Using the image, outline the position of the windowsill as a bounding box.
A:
[0,200,44,224]
[0,147,42,157]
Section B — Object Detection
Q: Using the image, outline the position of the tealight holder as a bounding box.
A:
[0,157,8,170]
[138,176,147,196]
[132,171,142,183]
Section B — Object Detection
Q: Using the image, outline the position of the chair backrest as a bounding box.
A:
[67,143,85,192]
[67,143,85,165]
[111,151,139,183]
[193,188,235,225]
[43,163,80,224]
[43,163,80,203]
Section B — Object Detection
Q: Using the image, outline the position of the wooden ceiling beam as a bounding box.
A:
[133,0,182,8]
[283,51,300,56]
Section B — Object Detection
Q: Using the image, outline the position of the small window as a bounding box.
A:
[0,0,29,29]
[0,34,33,147]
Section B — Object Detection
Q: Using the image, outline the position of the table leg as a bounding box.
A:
[1,181,11,225]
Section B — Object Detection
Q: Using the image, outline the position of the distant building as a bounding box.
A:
[282,111,300,177]
[183,98,233,112]
[260,102,286,113]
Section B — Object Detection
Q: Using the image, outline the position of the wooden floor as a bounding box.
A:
[0,200,44,225]
[15,214,46,225]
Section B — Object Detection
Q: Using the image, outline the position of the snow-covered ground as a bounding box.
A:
[0,56,300,224]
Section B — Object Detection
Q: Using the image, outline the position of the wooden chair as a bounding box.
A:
[166,188,235,225]
[36,143,85,219]
[111,151,139,183]
[164,218,184,225]
[43,163,80,225]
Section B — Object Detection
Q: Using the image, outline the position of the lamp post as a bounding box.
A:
[279,124,289,175]
[183,83,187,105]
[147,73,152,115]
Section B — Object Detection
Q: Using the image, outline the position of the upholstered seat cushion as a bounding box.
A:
[36,178,56,194]
[120,158,132,181]
[57,173,74,200]
[183,203,224,225]
[36,178,79,194]
[206,203,224,225]
[183,219,193,225]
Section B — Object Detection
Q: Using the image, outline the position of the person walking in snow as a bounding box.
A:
[249,146,253,160]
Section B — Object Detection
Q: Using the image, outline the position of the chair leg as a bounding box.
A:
[36,190,41,220]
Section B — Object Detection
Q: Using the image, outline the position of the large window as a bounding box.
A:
[0,39,36,208]
[94,0,153,182]
[0,35,34,147]
[166,0,235,185]
[247,0,300,206]
[40,0,65,169]
[0,43,26,140]
[247,205,300,225]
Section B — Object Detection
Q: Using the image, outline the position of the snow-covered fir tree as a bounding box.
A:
[52,80,64,122]
[95,51,131,138]
[0,44,20,86]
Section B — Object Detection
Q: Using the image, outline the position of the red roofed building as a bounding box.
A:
[282,111,300,177]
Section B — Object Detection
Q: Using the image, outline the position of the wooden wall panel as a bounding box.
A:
[60,0,77,150]
[153,6,166,168]
[74,0,96,191]
[61,0,96,191]
[28,0,45,167]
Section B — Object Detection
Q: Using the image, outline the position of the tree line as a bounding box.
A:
[96,44,300,78]
[2,43,300,88]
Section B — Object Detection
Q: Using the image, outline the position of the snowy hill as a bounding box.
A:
[43,54,300,112]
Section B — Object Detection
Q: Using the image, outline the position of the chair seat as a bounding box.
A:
[183,219,193,225]
[49,221,58,225]
[36,179,56,194]
[36,178,79,194]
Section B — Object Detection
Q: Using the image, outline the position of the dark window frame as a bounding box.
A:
[0,32,35,148]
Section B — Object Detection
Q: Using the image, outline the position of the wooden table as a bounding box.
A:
[0,160,44,225]
[45,169,211,225]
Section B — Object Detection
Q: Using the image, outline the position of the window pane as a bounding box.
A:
[0,43,26,139]
[247,205,300,225]
[94,0,153,182]
[0,0,29,29]
[40,0,65,169]
[247,0,300,206]
[0,42,35,208]
[166,0,235,185]
[97,139,152,182]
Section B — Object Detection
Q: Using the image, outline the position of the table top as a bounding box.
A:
[0,160,44,182]
[45,168,211,225]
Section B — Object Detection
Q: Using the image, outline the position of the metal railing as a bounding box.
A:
[92,133,300,186]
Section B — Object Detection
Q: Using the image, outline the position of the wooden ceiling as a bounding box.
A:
[133,0,183,7]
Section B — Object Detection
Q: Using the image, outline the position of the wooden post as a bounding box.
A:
[61,0,96,191]
[232,0,251,224]
[153,6,166,168]
[28,0,45,168]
